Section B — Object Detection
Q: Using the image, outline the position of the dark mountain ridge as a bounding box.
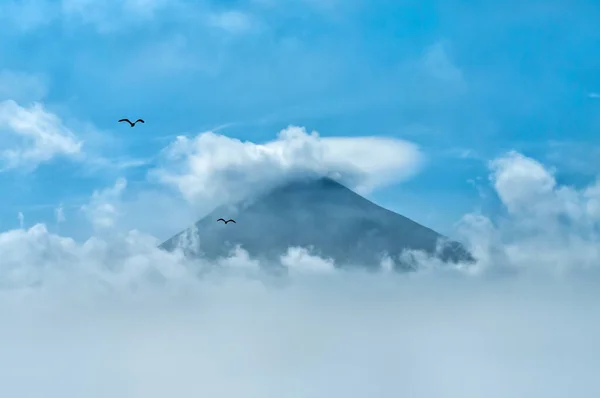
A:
[159,177,474,271]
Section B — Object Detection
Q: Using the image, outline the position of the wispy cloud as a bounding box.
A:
[0,100,83,171]
[84,156,153,173]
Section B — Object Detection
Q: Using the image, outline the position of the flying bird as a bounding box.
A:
[118,118,145,127]
[217,218,236,224]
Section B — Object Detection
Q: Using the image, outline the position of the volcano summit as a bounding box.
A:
[159,177,474,271]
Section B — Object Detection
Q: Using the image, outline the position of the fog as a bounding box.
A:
[0,231,599,398]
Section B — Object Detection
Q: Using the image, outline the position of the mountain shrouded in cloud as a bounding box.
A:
[160,176,473,270]
[1,0,600,395]
[0,148,599,398]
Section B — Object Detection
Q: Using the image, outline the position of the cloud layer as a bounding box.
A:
[0,226,599,398]
[0,149,600,397]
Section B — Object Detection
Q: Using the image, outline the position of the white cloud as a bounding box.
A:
[489,150,558,216]
[152,125,424,206]
[0,70,48,103]
[81,178,127,230]
[217,245,261,272]
[0,100,83,171]
[454,150,600,276]
[487,150,600,225]
[281,247,336,275]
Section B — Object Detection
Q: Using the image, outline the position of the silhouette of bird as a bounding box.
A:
[118,118,144,127]
[217,218,236,224]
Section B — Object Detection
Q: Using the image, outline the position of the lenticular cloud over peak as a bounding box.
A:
[152,125,424,205]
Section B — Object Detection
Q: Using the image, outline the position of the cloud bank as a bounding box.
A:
[0,223,599,398]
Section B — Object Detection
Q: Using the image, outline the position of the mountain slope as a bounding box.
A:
[159,177,474,270]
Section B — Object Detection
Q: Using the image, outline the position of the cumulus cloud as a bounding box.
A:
[489,150,600,226]
[152,125,424,206]
[454,150,600,276]
[0,100,83,171]
[489,150,558,216]
[0,223,180,291]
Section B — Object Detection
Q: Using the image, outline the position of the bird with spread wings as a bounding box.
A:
[118,118,144,127]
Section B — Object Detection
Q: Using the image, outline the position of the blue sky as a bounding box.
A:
[0,0,599,241]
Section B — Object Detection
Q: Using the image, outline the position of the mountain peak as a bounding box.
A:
[160,177,474,271]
